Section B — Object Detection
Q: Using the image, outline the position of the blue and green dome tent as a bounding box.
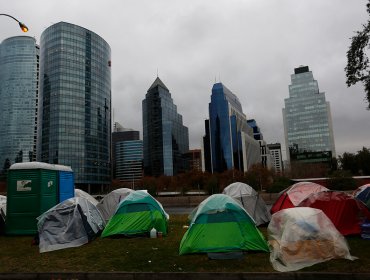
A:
[179,194,269,255]
[101,190,169,238]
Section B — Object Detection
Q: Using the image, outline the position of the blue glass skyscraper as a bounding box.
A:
[0,36,39,171]
[203,83,261,173]
[142,77,189,176]
[38,22,111,191]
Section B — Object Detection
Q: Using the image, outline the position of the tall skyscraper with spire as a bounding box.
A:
[0,36,39,171]
[142,77,189,176]
[283,66,336,163]
[38,22,111,192]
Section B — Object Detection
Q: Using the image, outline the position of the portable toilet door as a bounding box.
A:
[6,162,58,235]
[55,165,74,203]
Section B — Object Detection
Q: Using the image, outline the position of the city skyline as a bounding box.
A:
[1,0,369,159]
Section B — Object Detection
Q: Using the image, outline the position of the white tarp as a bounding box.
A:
[222,182,271,226]
[37,197,105,253]
[268,207,356,272]
[96,188,134,222]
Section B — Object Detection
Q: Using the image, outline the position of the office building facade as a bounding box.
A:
[247,119,272,169]
[203,83,261,173]
[112,124,143,185]
[115,140,143,187]
[0,36,39,171]
[267,143,284,175]
[38,22,111,191]
[247,119,263,141]
[142,77,189,177]
[184,149,202,172]
[283,66,336,163]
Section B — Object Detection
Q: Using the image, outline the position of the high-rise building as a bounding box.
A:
[112,122,140,179]
[247,119,272,169]
[283,66,336,164]
[267,143,284,175]
[0,36,39,171]
[115,140,143,187]
[112,123,143,186]
[142,77,189,177]
[203,83,261,173]
[38,22,111,192]
[184,149,202,172]
[247,119,263,140]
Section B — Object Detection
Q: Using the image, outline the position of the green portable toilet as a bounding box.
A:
[6,162,59,235]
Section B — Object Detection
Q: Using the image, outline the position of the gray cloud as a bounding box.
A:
[1,0,369,159]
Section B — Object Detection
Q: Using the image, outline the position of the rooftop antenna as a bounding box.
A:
[157,68,159,78]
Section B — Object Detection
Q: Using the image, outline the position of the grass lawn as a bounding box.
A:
[0,214,369,273]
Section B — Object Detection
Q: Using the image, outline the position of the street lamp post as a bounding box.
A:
[0,14,28,32]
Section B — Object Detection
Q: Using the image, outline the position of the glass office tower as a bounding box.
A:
[38,22,111,191]
[283,66,336,161]
[115,140,143,186]
[142,77,189,176]
[112,125,143,185]
[0,36,39,171]
[203,83,261,173]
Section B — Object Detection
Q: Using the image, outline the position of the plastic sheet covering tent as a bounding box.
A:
[270,181,328,214]
[179,194,269,255]
[299,191,370,236]
[37,197,105,253]
[353,184,370,209]
[222,182,271,226]
[74,189,99,206]
[101,190,169,238]
[0,195,6,234]
[0,195,6,216]
[96,188,134,222]
[268,207,356,272]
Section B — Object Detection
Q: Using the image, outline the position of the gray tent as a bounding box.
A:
[222,182,271,226]
[74,188,99,206]
[96,188,134,222]
[37,197,105,253]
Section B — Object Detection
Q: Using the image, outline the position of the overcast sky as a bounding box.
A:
[1,0,369,159]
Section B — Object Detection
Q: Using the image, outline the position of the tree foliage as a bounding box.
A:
[345,0,370,109]
[326,170,357,191]
[339,147,370,175]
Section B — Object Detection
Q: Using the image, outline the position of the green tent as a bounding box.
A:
[179,194,269,255]
[101,191,169,238]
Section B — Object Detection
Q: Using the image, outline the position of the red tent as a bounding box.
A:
[299,191,370,236]
[270,182,328,214]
